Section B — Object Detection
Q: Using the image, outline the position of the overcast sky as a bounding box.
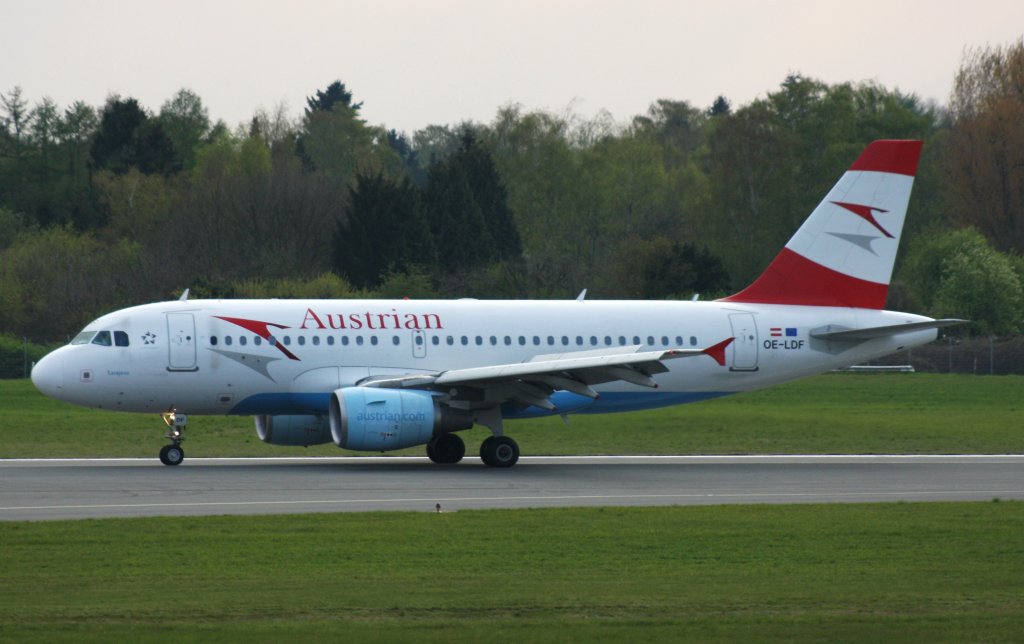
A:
[3,1,1022,134]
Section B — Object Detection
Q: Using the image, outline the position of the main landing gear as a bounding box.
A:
[425,433,520,468]
[479,435,519,468]
[158,411,188,466]
[426,433,466,464]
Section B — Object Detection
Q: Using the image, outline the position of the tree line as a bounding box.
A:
[1,40,1023,346]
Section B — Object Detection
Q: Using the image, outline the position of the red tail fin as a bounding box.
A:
[721,140,922,309]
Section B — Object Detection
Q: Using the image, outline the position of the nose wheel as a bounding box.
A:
[159,411,188,466]
[159,443,185,466]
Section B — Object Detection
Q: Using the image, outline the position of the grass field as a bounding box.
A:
[1,503,1022,641]
[4,376,1023,641]
[1,373,1021,458]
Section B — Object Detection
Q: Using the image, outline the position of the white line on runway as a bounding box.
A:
[3,489,1023,513]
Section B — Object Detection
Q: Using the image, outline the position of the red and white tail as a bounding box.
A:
[721,140,923,309]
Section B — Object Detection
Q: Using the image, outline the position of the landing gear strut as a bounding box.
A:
[159,411,187,466]
[426,433,466,464]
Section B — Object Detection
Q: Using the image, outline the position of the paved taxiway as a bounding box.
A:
[2,455,1021,521]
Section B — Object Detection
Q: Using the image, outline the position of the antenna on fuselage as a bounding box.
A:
[178,288,190,302]
[576,289,587,302]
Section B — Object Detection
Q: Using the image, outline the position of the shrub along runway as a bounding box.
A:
[2,455,1022,520]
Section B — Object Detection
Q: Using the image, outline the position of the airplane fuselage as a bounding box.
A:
[32,298,937,418]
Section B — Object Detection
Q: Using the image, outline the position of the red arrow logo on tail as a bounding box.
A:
[831,201,893,238]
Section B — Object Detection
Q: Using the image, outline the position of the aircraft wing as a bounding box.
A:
[359,338,734,411]
[810,319,967,342]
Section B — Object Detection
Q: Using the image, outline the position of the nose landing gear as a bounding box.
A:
[159,411,188,466]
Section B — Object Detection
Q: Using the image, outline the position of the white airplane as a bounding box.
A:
[31,139,961,467]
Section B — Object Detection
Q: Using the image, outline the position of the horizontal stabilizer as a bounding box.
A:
[810,319,967,342]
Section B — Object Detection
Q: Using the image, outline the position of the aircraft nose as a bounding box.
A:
[31,351,65,398]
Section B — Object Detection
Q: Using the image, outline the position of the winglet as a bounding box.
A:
[703,338,735,367]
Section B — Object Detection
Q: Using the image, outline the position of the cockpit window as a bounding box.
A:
[91,331,112,346]
[71,331,97,345]
[114,331,130,347]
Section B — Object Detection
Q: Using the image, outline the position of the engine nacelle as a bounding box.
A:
[329,387,474,451]
[255,414,331,446]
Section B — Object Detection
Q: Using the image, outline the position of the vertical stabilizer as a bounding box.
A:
[721,140,923,309]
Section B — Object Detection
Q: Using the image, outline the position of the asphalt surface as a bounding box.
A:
[1,455,1021,521]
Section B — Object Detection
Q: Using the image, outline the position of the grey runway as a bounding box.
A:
[1,455,1021,521]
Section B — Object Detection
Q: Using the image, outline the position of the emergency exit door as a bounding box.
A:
[728,313,759,371]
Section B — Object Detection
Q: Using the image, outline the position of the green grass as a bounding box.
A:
[2,374,1021,458]
[1,503,1022,641]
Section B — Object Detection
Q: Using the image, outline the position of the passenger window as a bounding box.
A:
[239,336,247,346]
[603,336,611,346]
[447,336,455,346]
[461,336,468,346]
[690,336,697,346]
[633,336,641,345]
[297,336,305,346]
[312,336,320,346]
[519,336,526,346]
[547,336,555,345]
[210,336,218,346]
[225,336,233,347]
[504,336,511,346]
[590,336,598,346]
[393,336,400,346]
[326,336,333,346]
[282,336,290,346]
[370,336,379,346]
[661,336,669,346]
[675,336,683,346]
[561,336,569,345]
[575,336,583,346]
[255,337,263,346]
[114,331,129,347]
[489,336,497,345]
[646,336,654,346]
[91,331,112,347]
[431,336,439,346]
[534,336,541,346]
[342,336,350,346]
[475,336,483,346]
[619,336,626,345]
[356,336,364,346]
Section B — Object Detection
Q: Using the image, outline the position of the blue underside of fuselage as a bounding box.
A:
[227,390,732,418]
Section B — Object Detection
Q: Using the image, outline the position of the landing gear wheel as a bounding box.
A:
[159,443,184,466]
[480,436,519,468]
[427,433,466,464]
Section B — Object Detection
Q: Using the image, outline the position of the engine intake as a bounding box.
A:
[329,387,473,451]
[255,414,331,446]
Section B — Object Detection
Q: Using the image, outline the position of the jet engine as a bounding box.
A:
[329,387,474,451]
[255,414,331,446]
